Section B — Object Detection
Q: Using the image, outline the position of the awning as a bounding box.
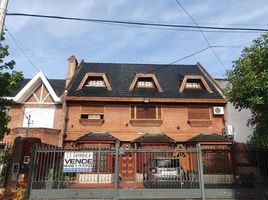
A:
[187,133,232,144]
[76,132,118,142]
[132,133,176,143]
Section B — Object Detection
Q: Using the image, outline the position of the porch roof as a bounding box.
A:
[132,133,176,143]
[187,133,232,144]
[77,132,118,142]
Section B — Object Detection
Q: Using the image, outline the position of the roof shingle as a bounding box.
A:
[67,62,224,100]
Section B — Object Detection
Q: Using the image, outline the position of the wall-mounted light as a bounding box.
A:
[144,98,149,103]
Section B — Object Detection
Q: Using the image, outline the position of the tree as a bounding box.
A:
[225,33,268,147]
[0,34,23,140]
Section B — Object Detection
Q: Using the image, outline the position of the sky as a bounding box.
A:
[4,0,268,79]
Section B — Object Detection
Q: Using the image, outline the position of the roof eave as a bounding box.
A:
[65,96,227,103]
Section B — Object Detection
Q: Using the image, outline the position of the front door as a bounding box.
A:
[120,152,134,181]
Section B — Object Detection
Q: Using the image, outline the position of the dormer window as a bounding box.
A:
[137,78,154,88]
[185,79,202,89]
[129,74,163,92]
[77,72,112,91]
[86,78,105,87]
[179,75,212,93]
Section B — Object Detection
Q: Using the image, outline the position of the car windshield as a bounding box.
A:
[154,159,180,168]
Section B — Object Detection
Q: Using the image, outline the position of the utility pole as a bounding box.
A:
[0,0,9,40]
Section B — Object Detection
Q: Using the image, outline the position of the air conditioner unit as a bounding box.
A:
[213,107,224,115]
[224,125,234,139]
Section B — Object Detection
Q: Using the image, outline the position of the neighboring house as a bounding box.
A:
[216,79,253,143]
[3,71,65,146]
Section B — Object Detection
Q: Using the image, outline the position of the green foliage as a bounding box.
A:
[0,148,12,187]
[15,187,26,200]
[0,34,23,139]
[225,33,268,147]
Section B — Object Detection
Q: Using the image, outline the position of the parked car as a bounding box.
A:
[143,157,184,188]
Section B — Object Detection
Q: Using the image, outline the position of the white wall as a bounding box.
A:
[23,108,55,128]
[216,79,253,143]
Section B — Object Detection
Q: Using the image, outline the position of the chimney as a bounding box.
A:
[66,55,78,87]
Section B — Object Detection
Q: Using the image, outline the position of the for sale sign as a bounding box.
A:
[63,151,93,172]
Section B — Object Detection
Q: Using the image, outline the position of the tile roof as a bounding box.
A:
[47,79,66,97]
[187,133,231,143]
[77,132,117,141]
[132,133,176,143]
[67,62,224,100]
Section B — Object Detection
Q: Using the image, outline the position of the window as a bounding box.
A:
[77,73,112,91]
[86,78,105,87]
[130,106,163,127]
[185,80,202,89]
[179,75,212,93]
[80,106,105,125]
[131,106,161,119]
[188,107,210,119]
[81,114,103,119]
[136,78,155,88]
[129,74,163,92]
[22,107,55,128]
[188,107,211,127]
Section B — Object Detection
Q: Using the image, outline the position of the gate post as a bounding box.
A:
[114,141,120,199]
[25,143,37,200]
[197,143,205,200]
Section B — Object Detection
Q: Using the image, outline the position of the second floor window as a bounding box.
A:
[80,106,104,120]
[188,107,210,120]
[131,106,161,119]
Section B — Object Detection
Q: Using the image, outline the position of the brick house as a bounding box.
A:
[4,71,65,146]
[64,56,228,145]
[63,56,232,180]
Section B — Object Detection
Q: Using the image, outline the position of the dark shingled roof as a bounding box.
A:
[48,79,66,97]
[77,132,117,141]
[10,78,65,97]
[67,62,224,99]
[132,133,176,143]
[187,133,231,143]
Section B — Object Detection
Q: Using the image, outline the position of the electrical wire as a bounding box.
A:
[6,12,268,33]
[175,0,226,69]
[5,28,40,72]
[5,26,58,77]
[109,45,240,88]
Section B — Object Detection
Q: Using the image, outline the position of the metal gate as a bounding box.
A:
[27,143,204,199]
[27,143,268,199]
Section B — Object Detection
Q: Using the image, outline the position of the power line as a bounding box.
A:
[6,12,268,33]
[5,28,40,72]
[5,27,59,77]
[109,45,239,88]
[77,19,265,34]
[175,0,226,69]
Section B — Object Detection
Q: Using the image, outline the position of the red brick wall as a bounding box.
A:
[5,104,64,147]
[66,102,225,142]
